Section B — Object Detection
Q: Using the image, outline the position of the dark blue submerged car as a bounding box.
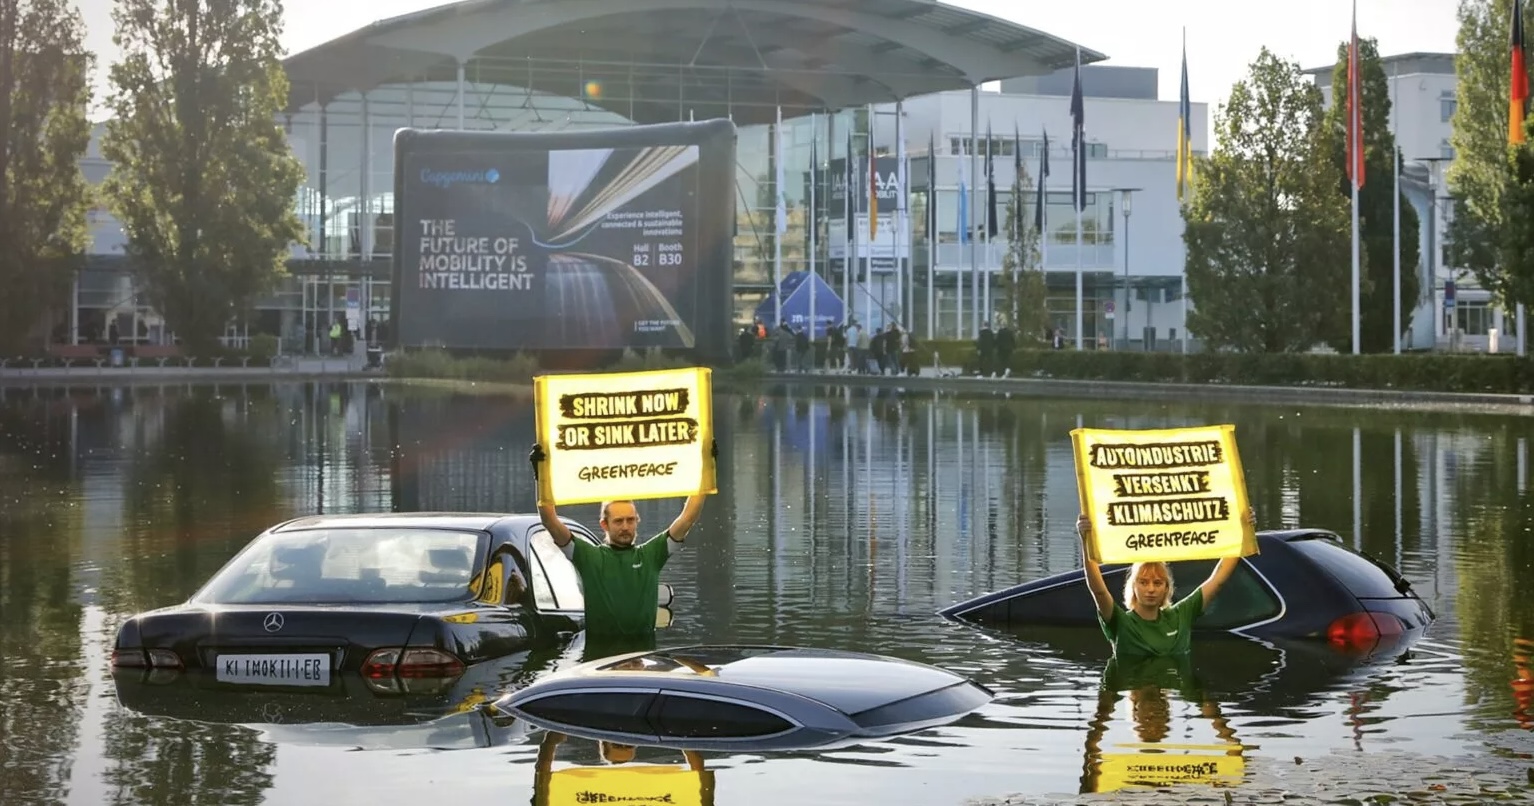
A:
[939,529,1435,650]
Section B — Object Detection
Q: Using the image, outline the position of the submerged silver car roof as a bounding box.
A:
[516,645,980,718]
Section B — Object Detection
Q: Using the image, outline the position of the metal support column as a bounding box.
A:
[456,61,466,130]
[968,86,980,338]
[319,103,331,354]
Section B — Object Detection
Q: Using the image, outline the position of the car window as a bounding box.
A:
[529,529,585,612]
[1170,559,1283,629]
[1286,537,1405,599]
[652,695,795,738]
[519,692,658,735]
[193,528,485,604]
[852,682,988,729]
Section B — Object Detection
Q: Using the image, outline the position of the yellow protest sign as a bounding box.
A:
[534,367,716,506]
[1070,424,1257,564]
[544,766,711,806]
[1093,745,1245,792]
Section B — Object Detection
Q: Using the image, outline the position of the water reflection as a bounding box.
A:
[1081,655,1245,793]
[532,732,713,806]
[0,382,1532,803]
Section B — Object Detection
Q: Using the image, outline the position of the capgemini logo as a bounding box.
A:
[420,167,500,188]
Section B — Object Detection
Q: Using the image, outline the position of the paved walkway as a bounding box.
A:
[0,355,372,386]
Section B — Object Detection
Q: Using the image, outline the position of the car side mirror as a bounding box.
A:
[658,583,675,608]
[655,607,674,629]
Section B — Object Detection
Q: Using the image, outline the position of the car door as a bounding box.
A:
[525,527,590,637]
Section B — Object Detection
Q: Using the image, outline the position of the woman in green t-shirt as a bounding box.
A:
[1075,510,1254,657]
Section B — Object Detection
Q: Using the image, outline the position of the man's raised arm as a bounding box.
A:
[666,439,718,542]
[529,443,572,547]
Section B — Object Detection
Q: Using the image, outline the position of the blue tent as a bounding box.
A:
[753,271,845,339]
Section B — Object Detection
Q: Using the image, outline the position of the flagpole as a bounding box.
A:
[1070,47,1085,351]
[895,102,901,328]
[845,128,854,322]
[1076,202,1084,350]
[810,113,819,355]
[969,87,981,338]
[926,133,936,342]
[1039,130,1049,332]
[1518,0,1529,356]
[1350,1,1361,355]
[956,138,966,339]
[1392,64,1401,355]
[864,103,874,330]
[983,123,992,324]
[774,104,784,326]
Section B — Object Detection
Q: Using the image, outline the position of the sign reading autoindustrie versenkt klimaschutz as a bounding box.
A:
[392,121,737,354]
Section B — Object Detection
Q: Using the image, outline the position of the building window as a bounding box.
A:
[1440,139,1455,160]
[1441,97,1457,122]
[1454,301,1493,336]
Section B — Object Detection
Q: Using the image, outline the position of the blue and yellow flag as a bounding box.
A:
[1176,31,1194,202]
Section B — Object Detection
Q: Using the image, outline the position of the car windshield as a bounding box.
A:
[193,527,485,604]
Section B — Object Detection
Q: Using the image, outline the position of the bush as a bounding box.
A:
[952,349,1534,395]
[606,347,691,372]
[387,348,541,383]
[247,333,279,361]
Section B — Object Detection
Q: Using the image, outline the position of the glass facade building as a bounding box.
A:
[73,0,1101,352]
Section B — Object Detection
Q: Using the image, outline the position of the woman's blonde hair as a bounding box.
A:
[1123,561,1174,609]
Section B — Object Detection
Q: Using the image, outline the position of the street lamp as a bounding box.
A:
[1110,187,1140,349]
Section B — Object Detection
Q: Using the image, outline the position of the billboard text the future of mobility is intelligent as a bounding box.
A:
[391,120,737,361]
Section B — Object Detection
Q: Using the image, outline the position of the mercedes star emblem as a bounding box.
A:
[263,612,284,632]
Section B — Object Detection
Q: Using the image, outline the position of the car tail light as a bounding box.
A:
[362,647,465,679]
[111,649,147,668]
[111,648,182,669]
[1327,612,1405,649]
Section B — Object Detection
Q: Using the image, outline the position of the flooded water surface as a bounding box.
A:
[1,380,1532,805]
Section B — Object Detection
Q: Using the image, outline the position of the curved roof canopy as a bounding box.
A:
[282,0,1106,126]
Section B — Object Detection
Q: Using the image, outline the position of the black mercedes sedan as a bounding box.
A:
[109,512,653,694]
[938,528,1435,649]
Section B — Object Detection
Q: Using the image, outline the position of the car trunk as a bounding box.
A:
[1284,536,1436,631]
[138,605,430,680]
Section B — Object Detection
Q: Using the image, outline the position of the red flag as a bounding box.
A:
[1513,0,1528,145]
[1347,2,1365,189]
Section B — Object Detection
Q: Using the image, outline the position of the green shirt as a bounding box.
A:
[565,531,673,640]
[1098,588,1204,657]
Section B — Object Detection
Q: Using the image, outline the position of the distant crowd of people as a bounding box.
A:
[736,318,921,376]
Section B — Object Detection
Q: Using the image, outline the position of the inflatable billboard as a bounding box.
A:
[391,120,737,363]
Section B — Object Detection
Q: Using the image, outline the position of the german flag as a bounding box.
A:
[1512,0,1528,145]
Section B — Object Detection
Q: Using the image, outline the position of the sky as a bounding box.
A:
[73,0,1460,120]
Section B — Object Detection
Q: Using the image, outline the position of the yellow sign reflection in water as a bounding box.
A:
[1095,745,1245,792]
[545,766,711,806]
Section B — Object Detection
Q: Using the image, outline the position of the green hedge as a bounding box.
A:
[386,341,1534,396]
[914,339,1534,395]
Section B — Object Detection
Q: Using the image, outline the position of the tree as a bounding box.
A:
[1320,36,1422,352]
[101,0,305,354]
[995,164,1049,345]
[1489,121,1534,306]
[1182,48,1350,352]
[0,0,93,353]
[1446,0,1530,306]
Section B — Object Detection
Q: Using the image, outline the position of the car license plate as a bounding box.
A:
[216,653,331,686]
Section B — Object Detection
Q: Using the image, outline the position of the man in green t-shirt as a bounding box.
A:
[1076,509,1253,658]
[529,441,713,657]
